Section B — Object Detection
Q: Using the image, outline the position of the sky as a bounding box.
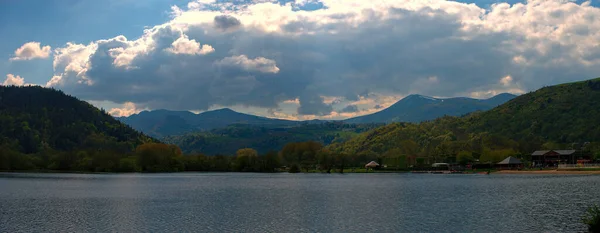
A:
[1,0,600,120]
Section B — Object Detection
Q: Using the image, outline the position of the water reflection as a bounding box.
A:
[0,173,598,232]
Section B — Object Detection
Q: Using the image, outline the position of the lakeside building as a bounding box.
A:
[531,150,592,166]
[365,161,380,171]
[496,156,523,170]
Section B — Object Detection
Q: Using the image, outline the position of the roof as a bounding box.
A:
[365,161,380,168]
[497,156,522,165]
[531,150,550,156]
[432,163,449,167]
[554,150,576,155]
[532,150,576,156]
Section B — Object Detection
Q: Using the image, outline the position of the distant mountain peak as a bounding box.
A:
[489,93,517,99]
[212,108,236,113]
[405,94,441,101]
[136,108,184,114]
[118,107,303,138]
[345,92,516,124]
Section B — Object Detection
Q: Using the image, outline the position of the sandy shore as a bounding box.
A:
[496,170,600,175]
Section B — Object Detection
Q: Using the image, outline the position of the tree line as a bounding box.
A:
[2,137,600,173]
[0,141,392,173]
[3,78,600,173]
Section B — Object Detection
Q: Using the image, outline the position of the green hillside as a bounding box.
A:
[118,108,306,138]
[328,78,600,164]
[0,86,155,171]
[467,78,600,142]
[163,122,383,155]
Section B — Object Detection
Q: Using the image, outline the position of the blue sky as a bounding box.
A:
[1,0,600,119]
[0,0,188,85]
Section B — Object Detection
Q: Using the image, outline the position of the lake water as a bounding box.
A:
[1,172,598,232]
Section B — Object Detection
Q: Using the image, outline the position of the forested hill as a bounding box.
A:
[466,79,600,142]
[329,78,600,163]
[118,108,308,138]
[0,86,154,155]
[163,122,383,155]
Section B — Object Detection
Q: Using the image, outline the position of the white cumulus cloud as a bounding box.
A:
[2,74,25,86]
[42,0,600,118]
[2,74,36,87]
[166,35,215,55]
[10,42,51,61]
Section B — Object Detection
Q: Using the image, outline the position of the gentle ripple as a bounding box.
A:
[0,172,599,232]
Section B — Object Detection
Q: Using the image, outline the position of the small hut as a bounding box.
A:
[431,163,450,171]
[365,161,380,171]
[496,156,523,170]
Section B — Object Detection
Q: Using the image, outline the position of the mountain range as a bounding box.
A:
[118,93,516,138]
[345,93,516,123]
[117,108,319,138]
[1,77,599,168]
[329,78,600,160]
[163,122,383,155]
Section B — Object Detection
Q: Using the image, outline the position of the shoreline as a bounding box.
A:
[3,169,600,175]
[495,169,600,175]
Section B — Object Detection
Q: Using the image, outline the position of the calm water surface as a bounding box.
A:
[1,172,598,232]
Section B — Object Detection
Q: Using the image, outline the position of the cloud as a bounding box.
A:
[1,74,37,87]
[165,35,215,55]
[500,75,513,87]
[44,0,600,118]
[2,74,25,86]
[214,15,242,31]
[297,95,333,116]
[469,75,526,99]
[322,96,342,105]
[340,104,359,113]
[215,55,280,73]
[108,102,143,117]
[283,98,300,104]
[10,42,52,61]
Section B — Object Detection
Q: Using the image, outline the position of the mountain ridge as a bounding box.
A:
[344,93,516,124]
[118,107,307,138]
[118,93,517,138]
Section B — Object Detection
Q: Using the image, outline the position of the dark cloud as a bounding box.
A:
[297,95,333,116]
[282,21,318,33]
[374,104,383,109]
[340,104,359,113]
[214,15,241,31]
[344,93,359,101]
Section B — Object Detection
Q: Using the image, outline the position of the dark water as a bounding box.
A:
[1,173,598,232]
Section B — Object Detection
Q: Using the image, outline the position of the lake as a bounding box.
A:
[0,172,598,232]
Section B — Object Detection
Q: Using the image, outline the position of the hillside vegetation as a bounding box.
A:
[468,79,600,142]
[3,78,600,173]
[328,78,600,165]
[118,108,307,138]
[164,122,383,155]
[0,86,155,171]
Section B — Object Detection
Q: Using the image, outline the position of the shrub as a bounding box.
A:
[582,204,600,233]
[289,164,300,173]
